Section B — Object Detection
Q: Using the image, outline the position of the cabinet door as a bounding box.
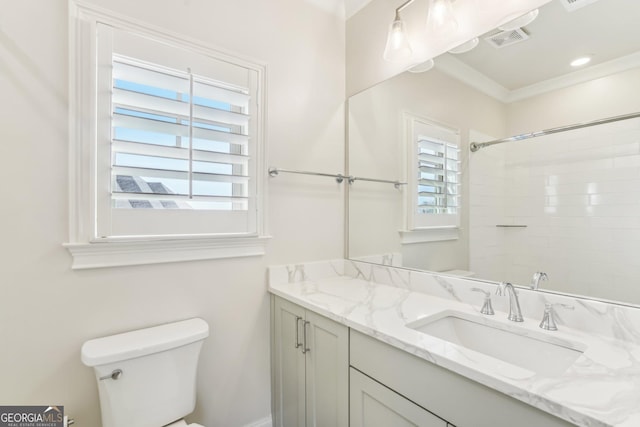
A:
[305,310,349,427]
[273,297,306,427]
[350,368,447,427]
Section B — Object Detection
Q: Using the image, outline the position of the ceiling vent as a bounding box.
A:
[484,28,529,49]
[559,0,601,12]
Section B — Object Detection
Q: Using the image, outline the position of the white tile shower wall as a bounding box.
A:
[470,117,640,302]
[469,131,509,283]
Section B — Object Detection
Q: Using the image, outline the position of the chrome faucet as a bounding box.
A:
[530,271,548,290]
[496,282,524,322]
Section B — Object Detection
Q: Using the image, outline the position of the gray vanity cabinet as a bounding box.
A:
[350,367,448,427]
[350,330,575,427]
[272,296,348,427]
[272,296,575,427]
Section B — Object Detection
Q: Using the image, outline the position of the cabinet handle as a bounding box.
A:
[294,316,303,349]
[302,320,311,354]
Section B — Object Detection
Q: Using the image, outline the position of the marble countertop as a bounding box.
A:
[269,270,640,427]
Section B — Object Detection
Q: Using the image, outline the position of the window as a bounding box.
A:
[67,4,267,268]
[110,59,251,214]
[404,114,460,239]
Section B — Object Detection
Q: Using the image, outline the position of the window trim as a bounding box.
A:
[63,237,270,270]
[402,112,461,240]
[67,1,269,269]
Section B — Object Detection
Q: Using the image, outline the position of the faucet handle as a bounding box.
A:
[471,288,495,315]
[539,303,574,331]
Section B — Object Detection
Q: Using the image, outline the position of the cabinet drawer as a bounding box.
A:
[350,330,575,427]
[351,368,447,427]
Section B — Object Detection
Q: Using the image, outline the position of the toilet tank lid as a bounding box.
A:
[81,318,209,367]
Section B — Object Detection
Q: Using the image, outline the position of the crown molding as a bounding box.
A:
[436,50,640,104]
[435,54,510,102]
[506,50,640,102]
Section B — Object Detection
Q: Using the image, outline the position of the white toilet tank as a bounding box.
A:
[81,318,209,427]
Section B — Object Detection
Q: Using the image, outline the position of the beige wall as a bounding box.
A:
[0,1,345,426]
[348,67,506,272]
[507,67,640,135]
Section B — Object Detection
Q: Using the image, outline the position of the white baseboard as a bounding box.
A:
[243,416,272,427]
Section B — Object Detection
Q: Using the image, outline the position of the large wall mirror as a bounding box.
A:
[347,0,640,306]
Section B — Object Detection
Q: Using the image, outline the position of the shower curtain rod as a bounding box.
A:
[469,111,640,153]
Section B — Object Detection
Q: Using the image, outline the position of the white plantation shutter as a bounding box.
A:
[111,58,251,211]
[95,24,262,238]
[408,118,461,229]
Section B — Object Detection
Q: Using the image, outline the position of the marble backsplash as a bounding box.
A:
[268,259,640,345]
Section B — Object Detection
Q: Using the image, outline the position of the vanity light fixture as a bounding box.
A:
[383,0,416,62]
[570,56,592,67]
[498,8,539,31]
[448,37,479,54]
[426,0,458,38]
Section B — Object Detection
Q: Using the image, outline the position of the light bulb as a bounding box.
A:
[383,16,413,62]
[427,0,458,38]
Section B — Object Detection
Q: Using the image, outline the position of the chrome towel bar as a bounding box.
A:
[268,167,406,189]
[268,167,345,183]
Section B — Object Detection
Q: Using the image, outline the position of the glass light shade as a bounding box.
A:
[426,0,458,38]
[498,8,539,31]
[383,19,413,62]
[408,58,435,73]
[448,37,479,54]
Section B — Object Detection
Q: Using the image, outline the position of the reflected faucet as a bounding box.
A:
[496,282,524,322]
[530,272,548,290]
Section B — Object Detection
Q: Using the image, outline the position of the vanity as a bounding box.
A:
[269,260,640,427]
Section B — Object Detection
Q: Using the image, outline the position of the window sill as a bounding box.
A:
[399,227,459,244]
[64,235,271,270]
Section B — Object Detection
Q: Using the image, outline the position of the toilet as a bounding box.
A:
[81,318,209,427]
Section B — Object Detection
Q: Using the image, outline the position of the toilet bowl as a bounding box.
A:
[81,318,209,427]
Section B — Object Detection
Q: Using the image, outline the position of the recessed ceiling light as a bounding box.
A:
[570,56,592,67]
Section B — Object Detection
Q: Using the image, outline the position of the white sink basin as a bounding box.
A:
[407,310,586,377]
